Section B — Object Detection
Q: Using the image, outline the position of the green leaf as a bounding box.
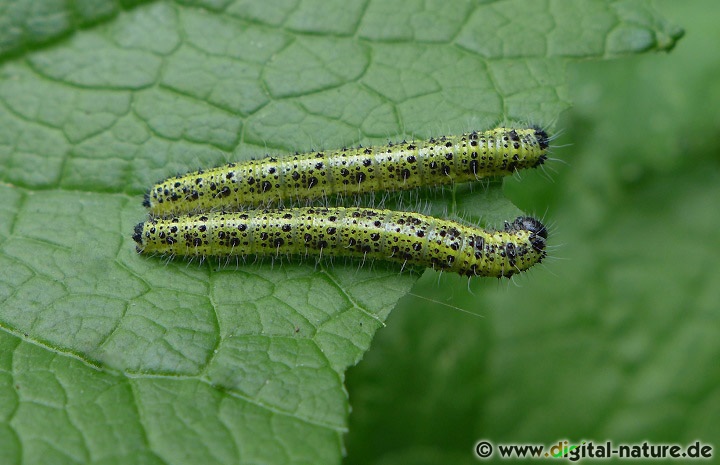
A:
[0,1,682,464]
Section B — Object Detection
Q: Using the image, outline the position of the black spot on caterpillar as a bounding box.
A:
[133,207,547,278]
[144,127,550,216]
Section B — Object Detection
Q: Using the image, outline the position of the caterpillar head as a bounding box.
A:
[532,126,550,151]
[133,222,146,252]
[506,216,547,253]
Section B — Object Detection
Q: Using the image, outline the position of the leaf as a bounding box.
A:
[0,1,682,464]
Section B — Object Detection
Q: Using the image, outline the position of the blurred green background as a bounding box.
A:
[345,1,720,463]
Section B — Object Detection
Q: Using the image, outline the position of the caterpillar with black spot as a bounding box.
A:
[144,127,549,216]
[133,207,547,278]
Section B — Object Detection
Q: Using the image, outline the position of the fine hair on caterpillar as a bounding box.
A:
[133,207,547,279]
[144,127,550,217]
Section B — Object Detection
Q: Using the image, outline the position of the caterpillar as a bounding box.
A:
[144,127,549,216]
[133,207,547,278]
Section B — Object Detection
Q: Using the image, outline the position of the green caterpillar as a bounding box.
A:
[144,127,549,216]
[133,207,547,278]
